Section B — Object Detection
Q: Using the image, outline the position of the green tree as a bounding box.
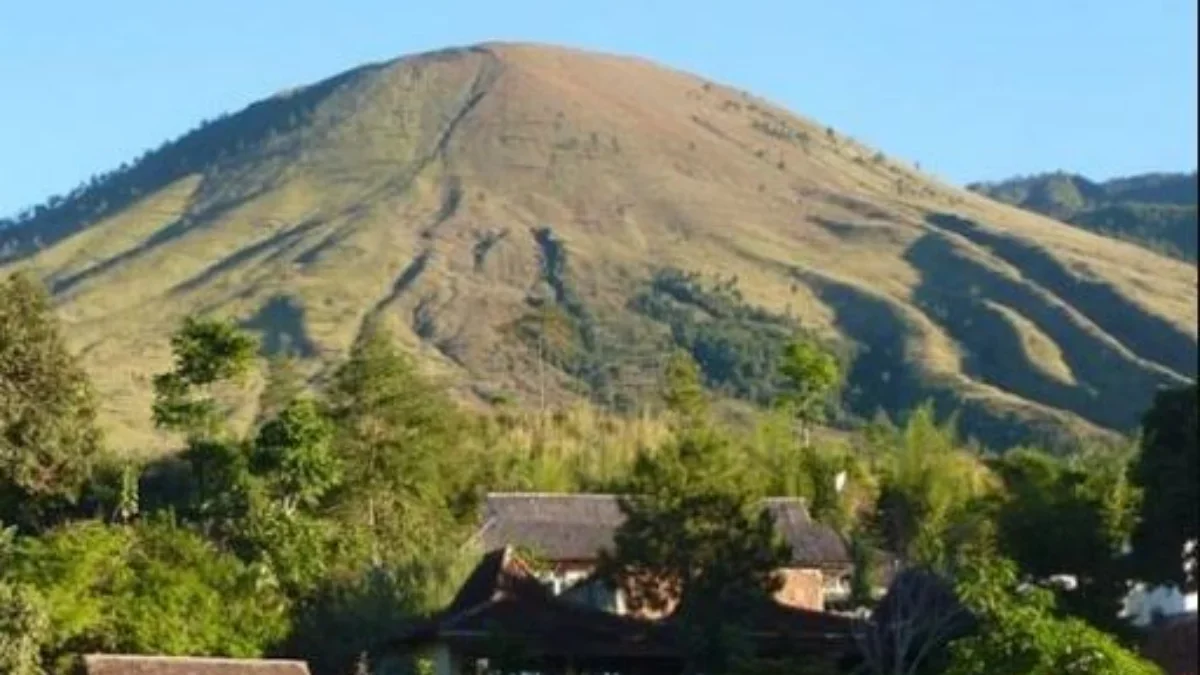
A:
[777,338,841,446]
[847,530,882,608]
[1129,384,1198,591]
[990,447,1139,637]
[252,397,341,512]
[0,580,48,675]
[173,438,255,540]
[869,405,997,567]
[661,349,709,428]
[599,434,791,673]
[256,352,307,426]
[327,329,474,563]
[147,317,261,543]
[284,549,476,675]
[2,518,289,671]
[0,272,103,530]
[152,315,258,439]
[233,498,335,599]
[945,554,1158,675]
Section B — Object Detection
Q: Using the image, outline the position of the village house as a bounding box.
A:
[468,492,855,615]
[383,546,857,675]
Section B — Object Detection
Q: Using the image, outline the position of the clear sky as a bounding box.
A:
[1,0,1196,217]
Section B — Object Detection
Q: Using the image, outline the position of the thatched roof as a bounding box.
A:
[80,655,310,675]
[475,493,850,566]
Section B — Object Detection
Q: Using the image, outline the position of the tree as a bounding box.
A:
[661,349,709,428]
[172,438,255,540]
[944,554,1158,675]
[147,317,260,543]
[851,567,976,675]
[2,518,290,667]
[152,315,258,439]
[990,447,1139,637]
[1129,384,1198,592]
[599,434,791,673]
[256,352,307,426]
[0,272,103,529]
[239,397,343,597]
[847,530,882,608]
[777,338,841,446]
[326,329,476,579]
[252,397,341,512]
[869,405,997,567]
[0,581,48,675]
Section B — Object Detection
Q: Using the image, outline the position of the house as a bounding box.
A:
[77,655,311,675]
[470,492,854,614]
[381,547,857,675]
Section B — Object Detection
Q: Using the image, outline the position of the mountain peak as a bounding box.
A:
[2,44,1194,453]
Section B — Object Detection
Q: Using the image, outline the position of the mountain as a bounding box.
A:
[1,43,1195,453]
[968,172,1198,261]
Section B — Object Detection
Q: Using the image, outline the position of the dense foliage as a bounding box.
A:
[600,431,792,672]
[632,267,816,405]
[1129,384,1198,592]
[0,273,103,531]
[943,555,1159,675]
[0,271,1187,674]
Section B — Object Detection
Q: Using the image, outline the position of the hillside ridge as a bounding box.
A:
[968,170,1198,261]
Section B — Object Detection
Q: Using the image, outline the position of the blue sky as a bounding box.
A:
[1,0,1195,217]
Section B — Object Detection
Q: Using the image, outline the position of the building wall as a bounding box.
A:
[540,560,834,615]
[775,568,825,611]
[1123,583,1199,627]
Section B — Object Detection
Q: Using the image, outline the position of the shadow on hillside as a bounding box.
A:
[240,295,318,358]
[1,60,389,262]
[793,269,1074,451]
[169,218,327,296]
[925,213,1197,378]
[47,185,273,296]
[903,231,1176,432]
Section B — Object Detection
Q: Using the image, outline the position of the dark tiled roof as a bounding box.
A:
[1143,612,1198,675]
[444,546,554,613]
[395,546,680,660]
[476,493,850,566]
[390,546,856,663]
[80,656,310,675]
[763,498,852,567]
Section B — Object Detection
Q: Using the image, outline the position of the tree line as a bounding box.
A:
[0,271,1194,674]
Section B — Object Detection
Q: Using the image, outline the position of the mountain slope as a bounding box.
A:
[968,171,1198,261]
[1,43,1195,453]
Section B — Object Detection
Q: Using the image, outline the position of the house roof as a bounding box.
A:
[1142,612,1198,675]
[394,548,681,661]
[79,655,311,675]
[388,547,857,664]
[475,492,851,566]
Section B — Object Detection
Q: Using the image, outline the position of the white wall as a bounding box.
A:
[1122,583,1198,627]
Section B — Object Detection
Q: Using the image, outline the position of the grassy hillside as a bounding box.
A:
[968,171,1198,261]
[1,43,1195,453]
